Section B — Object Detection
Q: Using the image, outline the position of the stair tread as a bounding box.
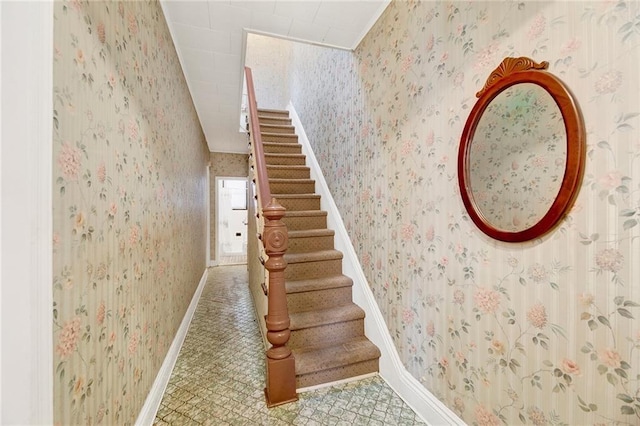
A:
[292,337,381,375]
[290,303,364,330]
[286,274,353,294]
[269,178,315,183]
[285,249,342,264]
[263,142,300,147]
[261,123,294,129]
[274,193,320,199]
[288,228,334,238]
[265,153,305,158]
[267,165,309,169]
[284,210,327,217]
[258,108,289,114]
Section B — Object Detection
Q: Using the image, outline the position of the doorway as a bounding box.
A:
[216,177,248,265]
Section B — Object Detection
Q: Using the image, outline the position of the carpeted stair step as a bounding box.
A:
[265,153,306,166]
[257,108,289,119]
[286,274,354,314]
[288,228,335,253]
[263,142,302,155]
[284,249,343,280]
[292,337,381,389]
[282,210,327,230]
[289,304,365,349]
[267,165,311,180]
[270,178,315,195]
[273,194,321,211]
[258,115,292,126]
[261,132,299,144]
[260,123,295,134]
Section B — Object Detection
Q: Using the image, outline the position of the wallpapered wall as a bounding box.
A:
[289,1,640,424]
[53,1,208,424]
[209,152,248,261]
[245,33,292,110]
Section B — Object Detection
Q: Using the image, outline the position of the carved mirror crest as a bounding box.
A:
[458,57,586,242]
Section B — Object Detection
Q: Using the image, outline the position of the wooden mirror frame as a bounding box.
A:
[458,57,586,242]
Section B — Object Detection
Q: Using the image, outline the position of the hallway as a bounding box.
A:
[153,265,425,425]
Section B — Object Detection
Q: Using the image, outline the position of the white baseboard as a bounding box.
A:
[135,268,209,425]
[286,103,464,426]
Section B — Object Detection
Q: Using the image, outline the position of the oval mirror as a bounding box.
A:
[458,57,585,242]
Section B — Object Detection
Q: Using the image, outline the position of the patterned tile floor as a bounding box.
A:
[154,265,425,425]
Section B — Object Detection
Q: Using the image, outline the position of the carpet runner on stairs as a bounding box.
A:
[257,107,381,389]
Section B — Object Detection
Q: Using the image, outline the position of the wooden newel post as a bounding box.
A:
[262,198,298,407]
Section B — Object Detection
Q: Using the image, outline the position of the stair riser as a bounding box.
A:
[267,168,310,179]
[296,360,379,389]
[265,155,306,166]
[285,258,342,280]
[270,182,315,194]
[262,134,299,143]
[282,215,327,231]
[287,287,353,314]
[260,125,295,134]
[263,144,302,154]
[289,319,363,349]
[276,197,321,211]
[259,117,292,125]
[288,235,335,253]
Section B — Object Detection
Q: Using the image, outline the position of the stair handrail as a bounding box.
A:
[244,66,298,407]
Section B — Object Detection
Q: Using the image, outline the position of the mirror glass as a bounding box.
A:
[458,57,585,242]
[468,83,566,232]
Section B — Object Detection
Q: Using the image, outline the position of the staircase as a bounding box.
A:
[257,107,381,389]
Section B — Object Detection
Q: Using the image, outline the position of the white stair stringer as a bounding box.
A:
[287,102,465,426]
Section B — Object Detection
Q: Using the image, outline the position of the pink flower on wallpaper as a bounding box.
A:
[108,73,116,89]
[97,161,106,184]
[599,348,622,368]
[561,358,581,376]
[527,13,546,39]
[474,287,501,314]
[579,292,594,307]
[595,70,622,94]
[527,303,548,329]
[424,225,435,242]
[453,289,464,305]
[439,357,449,369]
[453,71,464,87]
[598,171,623,189]
[527,406,547,426]
[128,13,139,35]
[595,248,624,272]
[56,316,81,359]
[109,202,118,217]
[402,308,415,325]
[401,55,414,73]
[426,33,434,52]
[97,22,106,44]
[560,37,582,55]
[474,43,500,71]
[75,48,85,65]
[527,263,548,283]
[74,212,85,233]
[401,139,414,155]
[129,225,140,246]
[96,301,106,325]
[57,142,82,181]
[129,119,139,141]
[128,331,140,355]
[453,397,465,413]
[426,321,435,337]
[475,405,499,426]
[400,223,415,241]
[108,331,116,346]
[491,339,505,355]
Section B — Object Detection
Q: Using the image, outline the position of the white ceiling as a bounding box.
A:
[160,0,390,153]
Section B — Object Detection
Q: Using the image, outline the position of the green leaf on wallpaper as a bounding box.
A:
[588,319,598,330]
[597,140,610,149]
[620,209,637,217]
[543,360,553,367]
[607,372,618,385]
[614,296,624,305]
[597,364,608,375]
[618,308,634,319]
[550,282,559,291]
[615,368,628,379]
[620,405,635,415]
[620,360,631,370]
[624,300,640,307]
[623,219,638,230]
[598,315,611,326]
[617,393,634,403]
[608,194,616,206]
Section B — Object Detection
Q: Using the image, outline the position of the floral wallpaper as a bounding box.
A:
[470,83,566,232]
[209,152,248,260]
[288,1,640,424]
[245,33,292,110]
[53,1,208,424]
